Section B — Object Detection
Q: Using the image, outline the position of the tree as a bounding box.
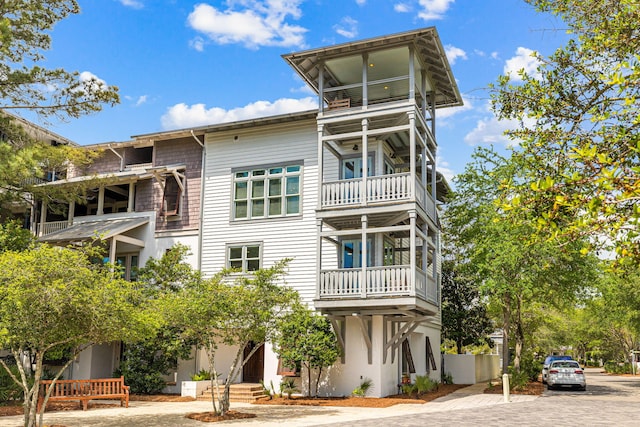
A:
[1,1,119,120]
[440,261,494,354]
[115,244,200,394]
[443,147,597,374]
[491,0,640,264]
[1,1,119,216]
[273,303,340,397]
[0,220,34,253]
[173,260,299,416]
[0,245,158,427]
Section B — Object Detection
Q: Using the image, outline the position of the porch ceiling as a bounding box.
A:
[282,27,462,109]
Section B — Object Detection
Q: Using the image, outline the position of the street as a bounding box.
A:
[329,368,640,427]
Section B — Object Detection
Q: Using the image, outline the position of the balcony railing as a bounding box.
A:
[319,265,438,305]
[37,220,70,236]
[321,173,437,221]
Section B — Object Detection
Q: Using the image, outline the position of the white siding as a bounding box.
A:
[200,119,319,303]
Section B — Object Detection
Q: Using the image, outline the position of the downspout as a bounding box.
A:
[190,130,205,272]
[108,145,124,172]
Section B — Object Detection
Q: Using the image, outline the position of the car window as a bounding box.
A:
[551,361,580,368]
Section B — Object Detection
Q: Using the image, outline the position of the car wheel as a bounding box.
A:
[579,386,586,391]
[547,385,554,391]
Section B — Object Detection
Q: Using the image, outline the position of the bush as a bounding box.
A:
[414,375,439,394]
[507,368,529,391]
[519,352,543,382]
[441,371,453,385]
[352,378,373,397]
[604,361,633,374]
[280,378,298,398]
[190,369,211,381]
[0,365,24,403]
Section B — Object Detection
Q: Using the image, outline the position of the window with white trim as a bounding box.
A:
[227,244,261,272]
[233,165,301,220]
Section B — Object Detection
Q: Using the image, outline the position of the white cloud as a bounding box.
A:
[464,115,521,146]
[356,0,366,5]
[117,0,143,9]
[135,95,148,106]
[504,47,541,81]
[78,71,108,94]
[334,17,358,39]
[436,157,455,184]
[187,2,307,49]
[161,97,318,130]
[394,3,411,12]
[445,45,466,65]
[417,0,455,21]
[438,94,473,122]
[189,36,205,52]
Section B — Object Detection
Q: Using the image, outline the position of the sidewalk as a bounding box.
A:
[0,383,538,427]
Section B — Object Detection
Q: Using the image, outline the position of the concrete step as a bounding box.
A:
[196,383,268,403]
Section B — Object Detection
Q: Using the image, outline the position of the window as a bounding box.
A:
[227,244,261,272]
[115,254,139,281]
[233,165,301,220]
[162,175,182,216]
[341,239,372,268]
[341,156,373,179]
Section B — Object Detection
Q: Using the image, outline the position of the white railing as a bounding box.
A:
[319,268,361,296]
[321,173,415,208]
[415,179,425,209]
[37,220,69,236]
[319,265,439,307]
[365,266,412,295]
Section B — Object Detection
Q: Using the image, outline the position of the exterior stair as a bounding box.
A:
[197,383,267,403]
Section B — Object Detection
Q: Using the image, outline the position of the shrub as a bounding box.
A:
[352,378,373,397]
[604,361,632,374]
[280,378,298,398]
[414,375,438,395]
[441,371,453,385]
[0,365,24,402]
[507,368,529,391]
[190,369,211,381]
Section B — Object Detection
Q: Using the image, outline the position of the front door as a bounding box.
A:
[242,342,264,383]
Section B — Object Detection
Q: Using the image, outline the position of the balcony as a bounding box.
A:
[320,173,435,220]
[318,265,439,308]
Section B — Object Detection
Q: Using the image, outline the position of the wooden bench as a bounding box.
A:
[38,376,130,411]
[328,98,351,110]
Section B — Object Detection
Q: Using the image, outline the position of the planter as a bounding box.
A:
[181,380,211,398]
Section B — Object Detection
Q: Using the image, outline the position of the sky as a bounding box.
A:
[29,0,568,181]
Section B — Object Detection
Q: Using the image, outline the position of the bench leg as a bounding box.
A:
[82,399,88,411]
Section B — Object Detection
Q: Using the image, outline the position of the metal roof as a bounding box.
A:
[38,217,149,244]
[282,27,462,109]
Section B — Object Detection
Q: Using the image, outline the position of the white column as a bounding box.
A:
[408,112,416,199]
[317,124,324,209]
[97,185,105,215]
[361,214,368,299]
[38,199,47,237]
[408,45,415,101]
[362,52,368,108]
[128,182,135,212]
[316,219,323,300]
[409,210,416,297]
[68,201,75,226]
[361,118,369,207]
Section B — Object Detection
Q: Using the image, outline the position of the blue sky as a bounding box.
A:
[35,0,567,179]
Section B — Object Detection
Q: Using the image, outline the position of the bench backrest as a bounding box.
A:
[40,376,127,397]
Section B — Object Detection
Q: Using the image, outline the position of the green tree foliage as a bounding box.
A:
[173,260,299,416]
[115,244,199,394]
[0,1,119,120]
[440,261,494,354]
[491,0,640,263]
[444,147,597,373]
[273,303,340,397]
[0,1,119,217]
[0,245,158,427]
[0,220,34,253]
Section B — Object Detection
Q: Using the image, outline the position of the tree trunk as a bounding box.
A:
[513,295,524,373]
[314,366,322,397]
[502,293,511,375]
[456,337,464,354]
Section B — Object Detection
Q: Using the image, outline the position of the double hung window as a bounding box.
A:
[233,165,301,220]
[227,244,261,272]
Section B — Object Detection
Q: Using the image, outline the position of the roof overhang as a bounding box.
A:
[282,27,462,109]
[38,217,149,246]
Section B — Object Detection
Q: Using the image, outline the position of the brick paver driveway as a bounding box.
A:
[329,368,640,427]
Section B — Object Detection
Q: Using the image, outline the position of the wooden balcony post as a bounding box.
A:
[361,118,369,207]
[316,219,323,300]
[409,210,417,296]
[361,214,368,298]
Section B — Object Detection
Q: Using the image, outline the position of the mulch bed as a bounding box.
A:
[483,381,545,395]
[186,410,257,422]
[254,383,469,408]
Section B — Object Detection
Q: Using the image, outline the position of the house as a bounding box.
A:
[30,26,461,397]
[33,130,205,382]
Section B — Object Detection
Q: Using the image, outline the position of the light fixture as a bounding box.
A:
[384,86,389,90]
[352,144,359,151]
[369,63,374,67]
